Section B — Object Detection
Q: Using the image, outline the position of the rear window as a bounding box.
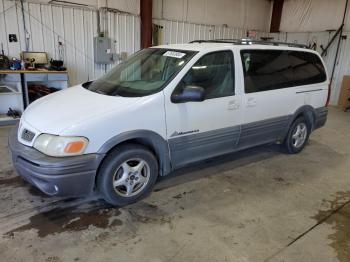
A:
[241,50,327,93]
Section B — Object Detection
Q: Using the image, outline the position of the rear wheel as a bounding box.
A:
[97,144,158,206]
[284,117,310,154]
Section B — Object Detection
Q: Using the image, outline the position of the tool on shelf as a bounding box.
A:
[7,108,21,119]
[10,58,22,70]
[49,40,66,71]
[23,58,36,70]
[49,59,66,71]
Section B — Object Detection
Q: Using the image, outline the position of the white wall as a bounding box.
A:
[153,0,272,31]
[0,0,140,85]
[42,0,273,31]
[36,0,274,32]
[35,0,141,14]
[280,0,350,32]
[153,18,269,45]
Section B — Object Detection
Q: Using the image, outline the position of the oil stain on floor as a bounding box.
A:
[4,200,171,238]
[313,191,350,262]
[6,202,122,238]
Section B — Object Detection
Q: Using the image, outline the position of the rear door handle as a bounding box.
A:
[246,98,257,107]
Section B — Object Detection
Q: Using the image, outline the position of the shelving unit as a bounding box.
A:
[0,73,24,126]
[23,72,68,106]
[0,70,68,126]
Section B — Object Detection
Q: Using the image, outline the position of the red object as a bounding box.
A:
[141,0,152,49]
[270,0,285,33]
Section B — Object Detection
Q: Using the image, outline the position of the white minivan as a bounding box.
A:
[9,39,329,206]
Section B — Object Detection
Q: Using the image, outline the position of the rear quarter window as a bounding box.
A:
[241,49,327,93]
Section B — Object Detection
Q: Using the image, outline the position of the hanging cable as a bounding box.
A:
[20,0,30,51]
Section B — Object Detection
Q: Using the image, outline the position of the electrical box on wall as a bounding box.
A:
[93,36,114,64]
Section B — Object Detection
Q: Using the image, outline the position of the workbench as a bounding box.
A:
[0,70,68,126]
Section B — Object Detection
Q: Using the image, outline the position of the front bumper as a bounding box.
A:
[8,127,105,197]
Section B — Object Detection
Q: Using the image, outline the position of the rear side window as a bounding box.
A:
[241,50,327,93]
[289,51,327,86]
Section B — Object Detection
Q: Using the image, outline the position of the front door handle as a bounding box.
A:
[228,100,240,110]
[246,98,257,107]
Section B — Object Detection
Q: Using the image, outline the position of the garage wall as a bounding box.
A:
[153,0,272,31]
[0,0,270,87]
[27,0,140,15]
[270,31,350,105]
[153,18,269,44]
[65,0,272,31]
[29,0,273,32]
[280,0,350,32]
[0,0,140,85]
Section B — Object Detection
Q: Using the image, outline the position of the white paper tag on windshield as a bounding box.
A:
[163,51,186,59]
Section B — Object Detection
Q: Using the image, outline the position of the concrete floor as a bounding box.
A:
[0,107,350,262]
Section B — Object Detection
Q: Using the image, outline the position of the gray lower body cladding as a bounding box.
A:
[8,127,105,197]
[237,115,290,149]
[169,126,240,168]
[169,107,328,169]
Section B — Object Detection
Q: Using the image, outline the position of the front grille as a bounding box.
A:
[21,129,35,142]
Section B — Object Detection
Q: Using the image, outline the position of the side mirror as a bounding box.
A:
[171,85,205,103]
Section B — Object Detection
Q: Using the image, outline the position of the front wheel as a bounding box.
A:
[97,144,158,206]
[284,117,311,154]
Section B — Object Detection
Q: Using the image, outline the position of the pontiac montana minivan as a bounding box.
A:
[9,39,329,206]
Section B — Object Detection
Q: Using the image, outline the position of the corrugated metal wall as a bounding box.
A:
[269,31,350,105]
[0,0,140,86]
[0,1,268,87]
[153,18,268,44]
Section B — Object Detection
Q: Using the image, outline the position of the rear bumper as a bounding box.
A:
[314,107,328,129]
[8,126,105,197]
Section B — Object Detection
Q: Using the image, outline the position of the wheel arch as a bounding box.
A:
[97,130,172,178]
[283,105,317,140]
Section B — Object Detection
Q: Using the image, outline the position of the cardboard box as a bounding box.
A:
[338,75,350,109]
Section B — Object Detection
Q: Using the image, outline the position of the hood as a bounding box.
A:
[23,85,142,134]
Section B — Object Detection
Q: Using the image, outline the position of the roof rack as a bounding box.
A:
[189,39,309,49]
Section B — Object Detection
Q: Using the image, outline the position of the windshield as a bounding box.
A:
[84,48,196,97]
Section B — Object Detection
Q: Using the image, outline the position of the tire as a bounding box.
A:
[284,117,311,154]
[97,144,158,206]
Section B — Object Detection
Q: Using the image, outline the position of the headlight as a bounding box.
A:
[34,134,89,157]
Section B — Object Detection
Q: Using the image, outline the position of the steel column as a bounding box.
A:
[140,0,152,48]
